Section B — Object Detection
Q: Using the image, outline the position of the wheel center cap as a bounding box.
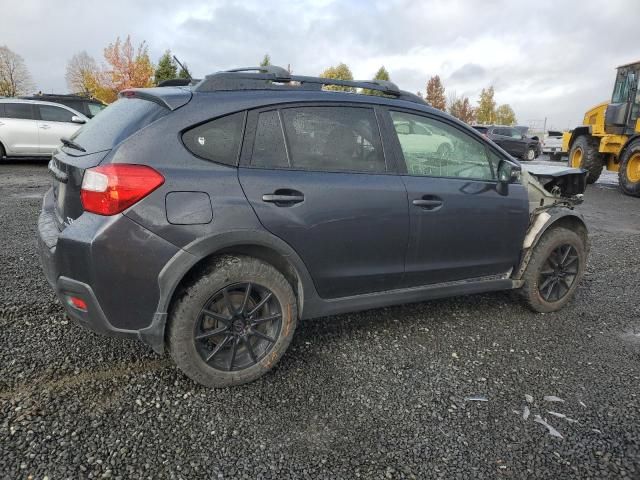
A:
[232,319,245,333]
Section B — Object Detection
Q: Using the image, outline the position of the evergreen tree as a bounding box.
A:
[154,50,177,85]
[363,65,390,96]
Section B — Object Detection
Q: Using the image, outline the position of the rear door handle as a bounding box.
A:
[262,193,304,205]
[40,124,50,130]
[412,198,443,210]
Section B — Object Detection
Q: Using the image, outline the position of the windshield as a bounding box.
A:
[87,102,107,118]
[612,69,638,103]
[69,98,168,153]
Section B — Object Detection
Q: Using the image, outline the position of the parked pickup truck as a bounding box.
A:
[543,130,564,161]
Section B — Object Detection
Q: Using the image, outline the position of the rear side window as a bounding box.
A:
[69,98,168,153]
[39,105,75,123]
[282,106,385,172]
[182,112,245,165]
[472,126,488,134]
[3,103,34,120]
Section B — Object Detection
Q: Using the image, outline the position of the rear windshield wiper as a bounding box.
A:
[60,137,86,153]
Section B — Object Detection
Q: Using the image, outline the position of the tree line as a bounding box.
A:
[316,62,516,126]
[0,41,517,125]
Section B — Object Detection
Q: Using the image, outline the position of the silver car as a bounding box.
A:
[0,99,88,159]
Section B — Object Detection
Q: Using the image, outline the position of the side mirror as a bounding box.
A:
[71,115,86,124]
[496,159,521,195]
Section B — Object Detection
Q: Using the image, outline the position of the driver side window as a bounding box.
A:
[390,111,496,180]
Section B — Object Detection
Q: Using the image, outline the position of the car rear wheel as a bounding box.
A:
[549,153,562,162]
[618,140,640,197]
[519,227,586,313]
[523,146,536,161]
[168,255,298,387]
[568,135,604,184]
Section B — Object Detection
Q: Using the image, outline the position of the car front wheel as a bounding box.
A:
[519,227,586,313]
[168,255,298,387]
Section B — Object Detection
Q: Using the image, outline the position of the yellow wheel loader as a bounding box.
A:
[562,61,640,197]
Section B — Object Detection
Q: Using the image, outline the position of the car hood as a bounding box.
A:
[521,164,587,212]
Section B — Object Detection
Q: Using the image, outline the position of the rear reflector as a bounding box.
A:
[81,164,164,216]
[68,296,88,311]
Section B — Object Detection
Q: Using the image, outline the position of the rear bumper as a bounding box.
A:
[37,188,179,353]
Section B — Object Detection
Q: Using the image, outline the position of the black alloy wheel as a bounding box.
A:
[194,282,282,372]
[537,244,580,302]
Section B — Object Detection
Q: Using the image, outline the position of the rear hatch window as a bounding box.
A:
[51,97,169,229]
[68,98,168,155]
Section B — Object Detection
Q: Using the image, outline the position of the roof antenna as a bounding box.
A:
[173,55,192,81]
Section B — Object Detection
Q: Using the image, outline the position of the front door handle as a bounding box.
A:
[39,124,51,130]
[262,190,305,205]
[412,197,443,210]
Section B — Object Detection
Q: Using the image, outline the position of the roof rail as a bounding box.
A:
[193,66,426,105]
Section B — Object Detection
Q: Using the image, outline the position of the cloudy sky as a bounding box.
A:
[2,0,639,129]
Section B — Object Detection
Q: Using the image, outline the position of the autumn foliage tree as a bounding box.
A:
[319,63,355,92]
[476,86,496,124]
[101,36,154,102]
[0,46,34,96]
[425,75,446,111]
[65,51,99,94]
[448,92,476,124]
[495,104,517,125]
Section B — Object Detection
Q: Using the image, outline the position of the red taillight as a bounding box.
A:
[68,296,87,311]
[81,164,164,216]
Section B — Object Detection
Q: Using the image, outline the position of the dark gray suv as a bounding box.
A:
[38,66,589,387]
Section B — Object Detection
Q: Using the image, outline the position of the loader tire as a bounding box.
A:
[568,135,604,184]
[618,139,640,197]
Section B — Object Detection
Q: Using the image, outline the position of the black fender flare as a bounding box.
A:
[619,134,640,160]
[567,126,592,150]
[138,229,320,353]
[512,208,588,282]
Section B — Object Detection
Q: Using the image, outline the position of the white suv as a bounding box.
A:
[0,99,88,159]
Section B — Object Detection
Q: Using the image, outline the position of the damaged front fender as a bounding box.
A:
[511,166,589,284]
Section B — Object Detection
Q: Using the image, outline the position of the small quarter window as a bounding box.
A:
[182,111,245,165]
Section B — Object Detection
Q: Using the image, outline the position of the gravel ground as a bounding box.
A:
[1,158,639,479]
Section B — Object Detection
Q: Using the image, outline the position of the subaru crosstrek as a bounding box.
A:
[38,66,589,387]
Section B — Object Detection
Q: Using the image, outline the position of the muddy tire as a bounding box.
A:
[168,255,298,387]
[519,227,586,313]
[618,139,640,197]
[568,135,604,184]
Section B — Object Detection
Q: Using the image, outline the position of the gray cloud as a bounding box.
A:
[2,0,639,128]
